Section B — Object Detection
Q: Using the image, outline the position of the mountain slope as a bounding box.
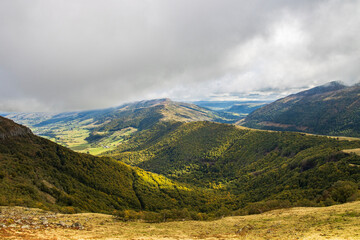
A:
[0,116,230,214]
[241,81,360,137]
[2,116,360,216]
[104,121,360,204]
[2,99,228,155]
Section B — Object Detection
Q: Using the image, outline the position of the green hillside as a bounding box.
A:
[242,82,360,137]
[2,115,360,218]
[104,121,360,206]
[0,116,232,215]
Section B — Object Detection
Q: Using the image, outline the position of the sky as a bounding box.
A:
[0,0,359,112]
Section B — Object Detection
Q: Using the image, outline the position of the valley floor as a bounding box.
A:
[1,202,360,240]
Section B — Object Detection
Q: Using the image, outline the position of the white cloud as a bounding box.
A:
[0,0,359,111]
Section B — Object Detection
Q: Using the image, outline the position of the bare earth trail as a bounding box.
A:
[1,201,360,239]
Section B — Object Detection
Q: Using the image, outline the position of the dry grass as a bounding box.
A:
[2,201,360,239]
[343,148,360,156]
[328,136,360,141]
[235,125,360,143]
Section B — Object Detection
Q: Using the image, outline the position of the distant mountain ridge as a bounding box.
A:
[3,98,221,127]
[242,81,360,137]
[294,81,346,97]
[2,99,229,155]
[33,98,219,126]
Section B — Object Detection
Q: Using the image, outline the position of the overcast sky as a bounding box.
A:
[0,0,359,112]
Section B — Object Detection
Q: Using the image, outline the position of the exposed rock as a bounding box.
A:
[235,224,254,235]
[71,222,84,230]
[0,117,33,139]
[58,221,67,227]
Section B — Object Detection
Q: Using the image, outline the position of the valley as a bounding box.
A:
[1,83,360,238]
[1,112,360,218]
[2,1,359,239]
[192,100,269,120]
[2,99,239,155]
[0,116,236,215]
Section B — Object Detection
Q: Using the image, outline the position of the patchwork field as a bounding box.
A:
[1,201,360,239]
[31,119,138,156]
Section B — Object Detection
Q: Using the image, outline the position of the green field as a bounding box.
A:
[32,118,138,156]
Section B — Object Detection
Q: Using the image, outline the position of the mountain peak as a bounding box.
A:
[322,80,345,88]
[296,81,346,97]
[139,98,172,106]
[0,116,32,139]
[116,98,173,110]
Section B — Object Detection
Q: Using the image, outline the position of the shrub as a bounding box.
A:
[114,209,142,221]
[329,181,358,203]
[61,206,77,214]
[143,211,162,223]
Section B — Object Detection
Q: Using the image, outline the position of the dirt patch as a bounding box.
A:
[343,148,360,156]
[259,121,309,131]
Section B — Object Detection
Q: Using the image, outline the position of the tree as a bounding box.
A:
[330,181,358,203]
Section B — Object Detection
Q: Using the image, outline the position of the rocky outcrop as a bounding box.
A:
[0,206,86,230]
[0,116,32,139]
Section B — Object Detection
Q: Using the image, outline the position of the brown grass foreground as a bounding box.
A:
[1,201,360,240]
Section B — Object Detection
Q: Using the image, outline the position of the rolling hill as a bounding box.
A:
[241,81,360,137]
[104,120,360,206]
[0,116,232,215]
[3,98,360,217]
[2,99,230,155]
[1,115,360,220]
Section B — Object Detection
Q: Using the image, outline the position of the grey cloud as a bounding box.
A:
[0,0,357,111]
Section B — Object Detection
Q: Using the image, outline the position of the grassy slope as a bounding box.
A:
[105,121,360,205]
[0,117,229,214]
[2,201,360,239]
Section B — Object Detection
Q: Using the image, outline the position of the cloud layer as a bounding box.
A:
[0,0,359,111]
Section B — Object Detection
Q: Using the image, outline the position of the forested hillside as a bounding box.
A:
[105,121,360,207]
[0,116,233,215]
[2,115,360,219]
[242,82,360,137]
